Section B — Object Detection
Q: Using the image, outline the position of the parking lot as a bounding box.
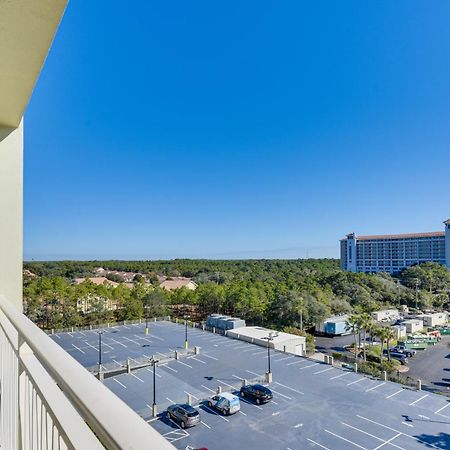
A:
[52,321,450,449]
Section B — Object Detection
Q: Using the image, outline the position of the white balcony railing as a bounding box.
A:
[0,294,174,450]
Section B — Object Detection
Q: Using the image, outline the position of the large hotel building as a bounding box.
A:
[340,219,450,273]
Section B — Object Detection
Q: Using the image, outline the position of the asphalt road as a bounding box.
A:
[52,322,450,450]
[407,336,450,391]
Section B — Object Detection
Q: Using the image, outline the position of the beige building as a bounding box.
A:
[74,276,120,287]
[403,319,424,334]
[417,312,448,328]
[371,309,400,323]
[160,277,198,291]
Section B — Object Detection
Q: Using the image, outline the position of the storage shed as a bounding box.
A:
[227,326,306,356]
[315,315,350,336]
[417,312,448,328]
[403,319,424,334]
[371,309,400,323]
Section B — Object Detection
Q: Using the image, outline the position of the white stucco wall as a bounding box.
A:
[0,123,23,310]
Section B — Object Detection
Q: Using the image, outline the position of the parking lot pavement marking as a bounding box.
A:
[245,369,263,377]
[409,394,428,406]
[135,336,153,344]
[53,334,61,339]
[365,382,385,392]
[287,360,305,366]
[175,360,193,369]
[435,402,450,414]
[123,336,141,346]
[385,389,404,399]
[217,379,235,389]
[113,378,127,389]
[71,344,85,354]
[184,391,199,400]
[130,373,145,383]
[202,353,219,361]
[251,350,268,356]
[187,356,207,364]
[307,438,330,449]
[201,384,216,394]
[347,377,365,386]
[166,397,175,404]
[313,367,334,375]
[242,347,257,353]
[79,331,86,336]
[112,359,123,367]
[238,410,247,416]
[84,341,98,351]
[324,429,367,449]
[239,397,263,410]
[102,342,114,350]
[330,371,352,380]
[148,333,164,341]
[110,338,127,348]
[269,389,292,400]
[273,355,294,362]
[272,411,281,416]
[202,404,230,422]
[372,433,403,450]
[160,364,178,373]
[341,422,404,450]
[299,363,318,370]
[274,382,304,395]
[401,422,413,428]
[232,374,244,381]
[201,420,211,429]
[68,332,74,337]
[146,367,162,378]
[418,414,430,420]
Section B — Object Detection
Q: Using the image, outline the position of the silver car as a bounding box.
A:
[166,404,200,428]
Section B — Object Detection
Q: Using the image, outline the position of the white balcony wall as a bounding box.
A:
[0,123,23,310]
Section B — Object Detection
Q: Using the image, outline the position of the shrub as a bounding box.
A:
[332,352,343,360]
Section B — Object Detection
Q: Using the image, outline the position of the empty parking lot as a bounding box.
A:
[52,321,450,449]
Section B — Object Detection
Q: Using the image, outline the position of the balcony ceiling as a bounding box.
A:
[0,0,67,128]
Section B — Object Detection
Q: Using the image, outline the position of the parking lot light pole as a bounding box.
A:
[145,305,149,335]
[97,330,104,377]
[151,357,159,417]
[263,332,278,382]
[184,316,189,350]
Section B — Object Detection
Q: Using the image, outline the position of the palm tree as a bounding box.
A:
[366,319,377,348]
[374,326,388,363]
[385,327,396,362]
[359,313,373,362]
[345,314,360,362]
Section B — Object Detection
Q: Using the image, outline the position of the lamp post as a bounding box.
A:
[184,315,190,350]
[150,356,159,417]
[97,330,104,379]
[262,331,278,382]
[415,279,420,310]
[145,304,149,335]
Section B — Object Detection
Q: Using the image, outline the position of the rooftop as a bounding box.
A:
[342,231,445,241]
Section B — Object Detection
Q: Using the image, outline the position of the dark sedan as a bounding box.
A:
[239,384,273,404]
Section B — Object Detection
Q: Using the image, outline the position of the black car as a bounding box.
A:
[239,384,273,404]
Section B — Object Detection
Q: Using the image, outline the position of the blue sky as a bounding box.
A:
[25,1,450,260]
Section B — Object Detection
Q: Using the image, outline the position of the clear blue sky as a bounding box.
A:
[24,1,450,261]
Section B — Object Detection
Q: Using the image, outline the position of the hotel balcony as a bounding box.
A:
[0,2,174,448]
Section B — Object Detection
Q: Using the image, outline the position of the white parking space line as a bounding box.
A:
[386,389,404,399]
[341,422,404,450]
[71,344,85,354]
[365,382,385,392]
[102,342,114,350]
[112,359,123,367]
[347,378,365,386]
[148,333,164,341]
[110,338,127,348]
[123,337,141,345]
[270,389,292,400]
[202,353,219,361]
[79,332,86,336]
[187,356,207,364]
[435,403,450,414]
[184,391,199,400]
[287,360,305,366]
[307,438,330,449]
[239,410,247,416]
[202,404,229,422]
[201,384,216,394]
[274,382,304,395]
[325,429,366,449]
[409,394,428,406]
[217,380,235,389]
[299,363,318,370]
[274,355,294,362]
[232,375,244,381]
[251,350,267,356]
[373,433,403,450]
[146,368,161,378]
[136,336,153,344]
[130,373,144,383]
[245,369,263,377]
[160,364,178,373]
[330,372,351,380]
[166,397,175,404]
[68,332,74,337]
[242,347,257,353]
[85,342,98,351]
[53,334,61,339]
[239,397,263,410]
[113,378,127,389]
[201,420,211,429]
[175,360,193,369]
[314,367,334,374]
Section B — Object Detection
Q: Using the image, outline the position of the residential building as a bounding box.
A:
[403,319,424,334]
[371,309,400,323]
[340,219,450,273]
[160,276,198,291]
[0,2,173,448]
[417,312,448,328]
[74,276,120,287]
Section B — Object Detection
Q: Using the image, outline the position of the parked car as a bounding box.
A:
[240,384,273,404]
[391,346,416,357]
[382,350,408,364]
[207,392,241,415]
[166,404,200,428]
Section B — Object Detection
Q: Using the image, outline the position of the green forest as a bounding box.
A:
[23,259,450,333]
